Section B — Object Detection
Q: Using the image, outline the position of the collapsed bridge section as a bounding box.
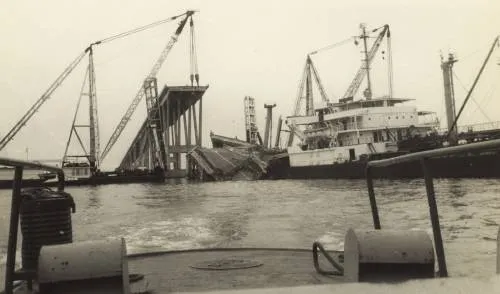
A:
[187,145,268,181]
[186,133,288,181]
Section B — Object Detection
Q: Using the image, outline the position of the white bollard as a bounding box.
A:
[38,238,130,294]
[344,229,435,282]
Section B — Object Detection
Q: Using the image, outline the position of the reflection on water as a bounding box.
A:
[0,178,499,278]
[86,187,102,209]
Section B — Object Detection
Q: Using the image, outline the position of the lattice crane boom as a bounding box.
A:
[342,24,390,99]
[0,50,88,151]
[100,11,194,162]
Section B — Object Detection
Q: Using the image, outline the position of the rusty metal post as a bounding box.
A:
[365,166,381,230]
[421,158,447,277]
[5,166,23,294]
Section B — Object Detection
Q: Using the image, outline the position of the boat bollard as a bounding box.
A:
[37,238,130,294]
[343,229,435,283]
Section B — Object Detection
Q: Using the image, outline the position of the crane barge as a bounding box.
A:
[0,10,202,188]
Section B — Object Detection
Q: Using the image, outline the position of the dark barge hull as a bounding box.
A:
[0,173,165,190]
[0,179,47,189]
[267,149,500,179]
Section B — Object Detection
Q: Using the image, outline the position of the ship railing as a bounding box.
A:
[437,120,500,135]
[0,157,65,190]
[365,138,500,279]
[0,156,66,294]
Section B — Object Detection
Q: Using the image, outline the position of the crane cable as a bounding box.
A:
[452,72,493,123]
[190,16,200,86]
[92,12,188,46]
[309,37,356,55]
[448,36,499,136]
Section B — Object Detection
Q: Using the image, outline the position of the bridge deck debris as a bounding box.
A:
[187,133,284,181]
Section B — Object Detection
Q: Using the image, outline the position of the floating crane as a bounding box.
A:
[0,11,196,173]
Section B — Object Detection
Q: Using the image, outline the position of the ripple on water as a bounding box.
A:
[123,218,215,254]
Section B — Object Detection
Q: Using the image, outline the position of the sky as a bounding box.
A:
[1,0,499,169]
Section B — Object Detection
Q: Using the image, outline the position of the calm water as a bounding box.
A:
[0,178,499,278]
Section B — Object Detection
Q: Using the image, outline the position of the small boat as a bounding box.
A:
[2,139,500,293]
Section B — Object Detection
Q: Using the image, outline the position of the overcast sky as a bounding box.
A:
[1,0,499,169]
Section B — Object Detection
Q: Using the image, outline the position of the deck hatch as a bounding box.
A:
[191,258,263,270]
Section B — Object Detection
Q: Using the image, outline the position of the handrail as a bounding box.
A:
[367,138,500,168]
[0,156,65,191]
[362,138,500,279]
[312,241,343,276]
[366,139,500,277]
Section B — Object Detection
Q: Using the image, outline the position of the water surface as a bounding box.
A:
[0,178,499,278]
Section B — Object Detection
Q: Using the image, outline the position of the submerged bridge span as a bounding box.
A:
[119,85,208,177]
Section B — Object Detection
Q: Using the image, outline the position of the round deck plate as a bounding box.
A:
[191,258,263,270]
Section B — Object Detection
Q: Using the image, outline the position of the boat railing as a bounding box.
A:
[1,157,66,294]
[365,138,500,278]
[437,120,500,135]
[0,157,65,191]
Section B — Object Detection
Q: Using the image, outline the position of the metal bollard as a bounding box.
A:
[37,238,130,294]
[344,229,435,282]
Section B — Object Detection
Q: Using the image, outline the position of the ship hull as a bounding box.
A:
[268,150,500,179]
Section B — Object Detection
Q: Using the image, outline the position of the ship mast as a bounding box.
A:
[441,53,458,145]
[360,23,373,100]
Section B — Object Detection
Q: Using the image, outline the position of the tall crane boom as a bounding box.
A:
[342,24,390,99]
[0,50,88,151]
[100,11,194,162]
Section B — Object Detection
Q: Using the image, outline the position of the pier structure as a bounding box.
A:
[119,85,208,177]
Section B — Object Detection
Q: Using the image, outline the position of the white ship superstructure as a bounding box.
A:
[286,97,438,167]
[285,23,439,168]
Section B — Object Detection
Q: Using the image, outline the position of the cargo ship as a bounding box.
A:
[268,26,500,179]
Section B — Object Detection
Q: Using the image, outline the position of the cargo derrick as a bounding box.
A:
[285,24,392,147]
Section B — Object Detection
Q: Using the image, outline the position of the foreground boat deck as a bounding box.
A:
[8,248,343,293]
